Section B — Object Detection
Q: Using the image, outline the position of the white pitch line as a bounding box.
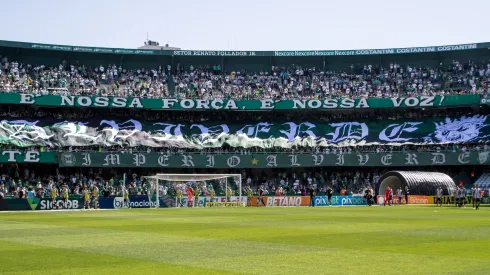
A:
[0,209,120,214]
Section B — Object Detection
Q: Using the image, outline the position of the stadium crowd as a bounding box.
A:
[1,56,489,99]
[0,58,170,98]
[173,61,490,99]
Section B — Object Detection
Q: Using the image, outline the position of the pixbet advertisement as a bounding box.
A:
[314,196,365,206]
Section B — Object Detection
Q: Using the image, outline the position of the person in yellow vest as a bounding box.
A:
[51,185,59,210]
[62,185,69,209]
[83,186,91,210]
[194,186,200,207]
[176,186,183,207]
[123,187,131,209]
[209,187,215,206]
[247,186,253,206]
[226,186,232,202]
[92,184,99,209]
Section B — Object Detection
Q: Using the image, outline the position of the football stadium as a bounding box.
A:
[1,22,490,275]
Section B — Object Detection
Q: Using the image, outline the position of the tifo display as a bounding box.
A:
[0,38,489,215]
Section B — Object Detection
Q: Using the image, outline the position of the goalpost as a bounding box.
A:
[143,174,243,208]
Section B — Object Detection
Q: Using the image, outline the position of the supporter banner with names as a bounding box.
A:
[0,93,481,110]
[1,115,490,149]
[0,40,487,56]
[58,151,490,168]
[0,151,57,163]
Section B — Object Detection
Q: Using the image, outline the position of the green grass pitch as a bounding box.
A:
[0,206,489,275]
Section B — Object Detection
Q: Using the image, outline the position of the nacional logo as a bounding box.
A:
[113,197,159,209]
[60,153,76,166]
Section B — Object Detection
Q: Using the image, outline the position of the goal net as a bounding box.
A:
[143,174,244,208]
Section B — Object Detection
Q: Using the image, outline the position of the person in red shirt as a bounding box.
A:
[186,185,194,207]
[384,186,392,206]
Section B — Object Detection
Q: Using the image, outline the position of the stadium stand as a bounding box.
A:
[0,39,490,205]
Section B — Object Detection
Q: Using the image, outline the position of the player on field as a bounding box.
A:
[327,186,333,207]
[396,188,403,205]
[194,185,200,207]
[471,184,477,209]
[404,186,410,205]
[50,184,59,210]
[474,184,482,210]
[455,186,459,207]
[384,186,392,206]
[176,186,183,207]
[61,184,69,209]
[459,186,466,208]
[123,187,131,208]
[246,186,253,206]
[366,187,373,206]
[92,184,99,209]
[226,186,232,202]
[83,186,91,209]
[209,186,215,203]
[435,187,443,207]
[146,180,153,204]
[186,185,194,207]
[308,184,315,207]
[257,185,265,207]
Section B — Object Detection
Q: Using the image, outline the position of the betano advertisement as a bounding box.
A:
[248,196,311,207]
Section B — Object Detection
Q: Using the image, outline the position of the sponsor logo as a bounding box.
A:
[408,196,429,204]
[39,199,80,210]
[113,197,159,209]
[205,202,241,207]
[27,198,40,210]
[315,196,365,206]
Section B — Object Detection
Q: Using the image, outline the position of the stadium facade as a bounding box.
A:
[1,39,490,207]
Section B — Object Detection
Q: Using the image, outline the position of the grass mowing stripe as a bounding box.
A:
[0,241,239,275]
[0,206,489,275]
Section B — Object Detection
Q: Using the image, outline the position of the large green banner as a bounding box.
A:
[58,151,490,168]
[1,115,489,148]
[0,93,482,110]
[0,150,57,163]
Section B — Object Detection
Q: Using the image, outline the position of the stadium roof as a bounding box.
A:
[0,39,488,57]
